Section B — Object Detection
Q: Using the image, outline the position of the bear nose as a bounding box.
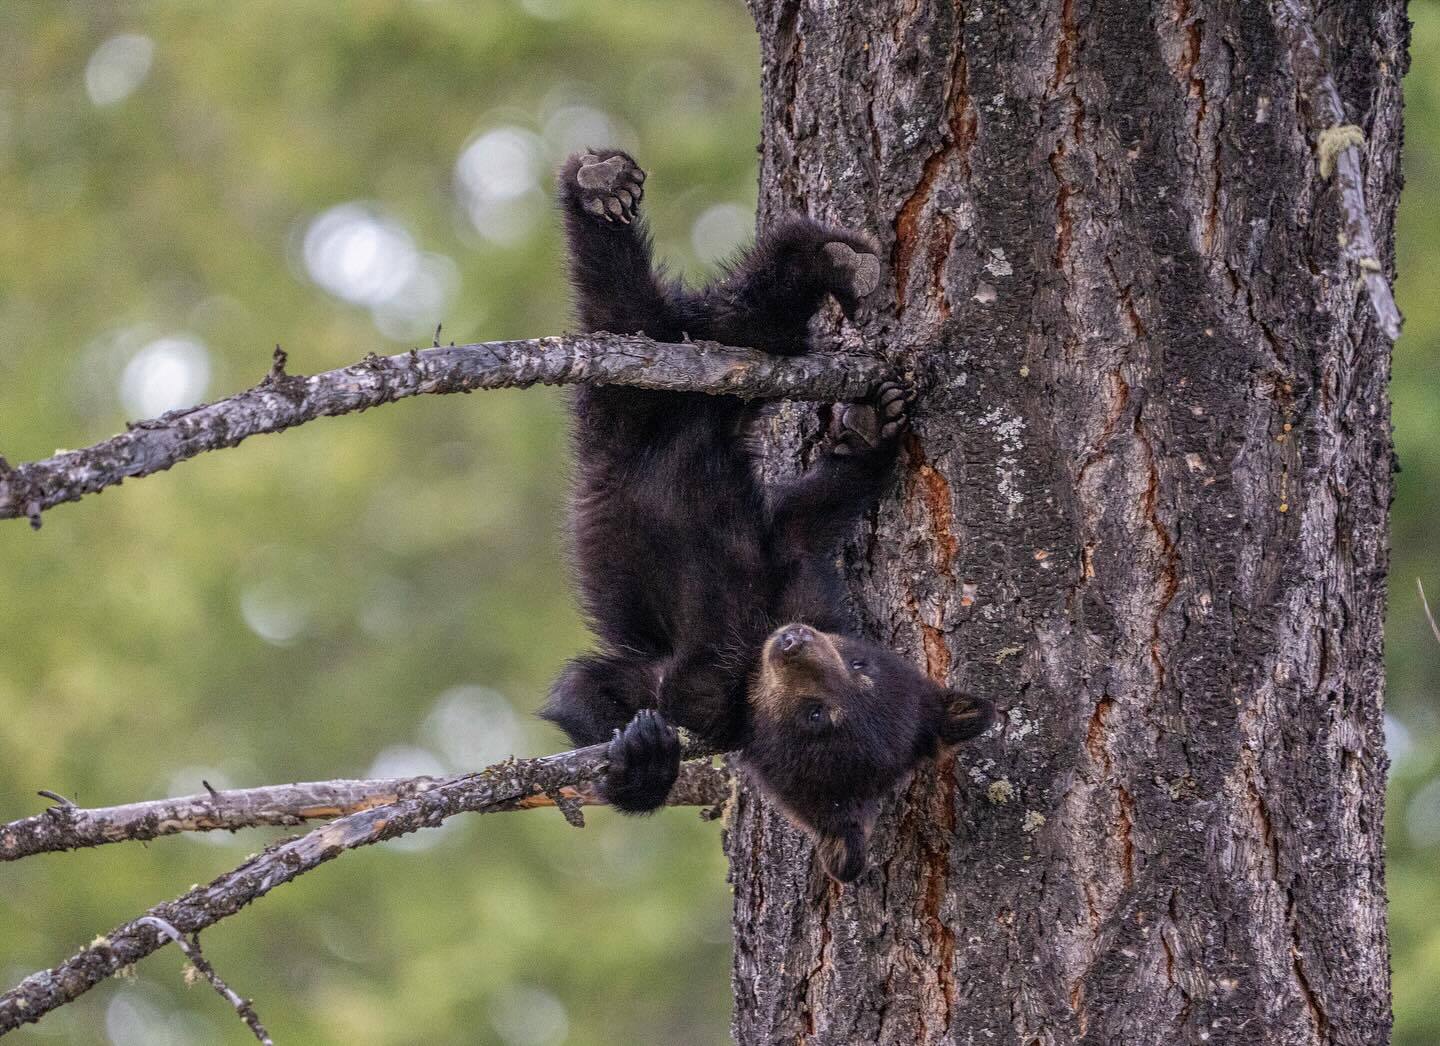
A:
[779,625,814,654]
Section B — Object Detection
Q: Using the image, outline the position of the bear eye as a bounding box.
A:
[850,659,866,671]
[804,702,825,723]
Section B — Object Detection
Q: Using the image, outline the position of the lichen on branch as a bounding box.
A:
[0,740,727,1034]
[0,334,888,526]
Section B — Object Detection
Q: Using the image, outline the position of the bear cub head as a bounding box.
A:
[740,623,995,883]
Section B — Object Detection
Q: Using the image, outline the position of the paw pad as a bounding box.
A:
[823,241,881,299]
[830,380,912,455]
[572,153,646,225]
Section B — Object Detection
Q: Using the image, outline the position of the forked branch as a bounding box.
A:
[0,742,728,1034]
[135,917,273,1045]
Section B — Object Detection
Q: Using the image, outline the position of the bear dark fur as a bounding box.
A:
[540,149,994,882]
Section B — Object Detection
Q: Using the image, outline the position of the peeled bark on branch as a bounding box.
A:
[1273,0,1403,341]
[0,335,886,527]
[0,761,731,861]
[730,1,1401,1043]
[0,744,726,1034]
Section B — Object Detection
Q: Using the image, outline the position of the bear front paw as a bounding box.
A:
[822,240,881,302]
[830,380,913,456]
[602,709,680,814]
[566,150,646,225]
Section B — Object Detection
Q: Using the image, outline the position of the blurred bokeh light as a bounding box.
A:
[1,2,1437,1044]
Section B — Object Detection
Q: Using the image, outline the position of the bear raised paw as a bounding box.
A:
[822,240,882,301]
[568,150,645,224]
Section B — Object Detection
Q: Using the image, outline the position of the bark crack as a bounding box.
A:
[795,884,835,1042]
[1246,753,1332,1042]
[1162,890,1194,1028]
[903,436,960,683]
[914,456,959,577]
[893,7,974,314]
[1164,0,1227,259]
[1048,0,1083,273]
[928,761,959,1026]
[1084,696,1117,777]
[898,756,960,1042]
[1077,371,1132,489]
[1134,414,1181,687]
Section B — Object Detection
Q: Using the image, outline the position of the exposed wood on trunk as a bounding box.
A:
[731,2,1403,1043]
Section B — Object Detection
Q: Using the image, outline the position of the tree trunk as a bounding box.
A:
[727,2,1405,1044]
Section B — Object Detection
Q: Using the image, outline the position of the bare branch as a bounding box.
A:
[1272,0,1402,340]
[0,740,724,1034]
[134,918,273,1045]
[0,334,887,526]
[1418,579,1440,646]
[1,761,731,861]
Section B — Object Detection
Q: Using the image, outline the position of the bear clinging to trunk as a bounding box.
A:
[540,149,994,882]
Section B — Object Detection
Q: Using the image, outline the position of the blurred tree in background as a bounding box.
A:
[1387,6,1440,1044]
[0,2,1436,1043]
[0,3,754,1043]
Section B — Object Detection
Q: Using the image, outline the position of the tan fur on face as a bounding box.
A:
[813,833,856,881]
[752,624,849,719]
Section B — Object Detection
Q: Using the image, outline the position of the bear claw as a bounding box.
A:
[830,380,912,455]
[603,709,680,813]
[571,152,646,225]
[823,241,881,300]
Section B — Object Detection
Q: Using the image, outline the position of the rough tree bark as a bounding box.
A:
[729,3,1404,1045]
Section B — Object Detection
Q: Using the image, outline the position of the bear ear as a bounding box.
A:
[940,691,995,745]
[814,811,874,884]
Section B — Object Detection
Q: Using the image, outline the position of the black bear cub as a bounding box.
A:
[541,149,994,882]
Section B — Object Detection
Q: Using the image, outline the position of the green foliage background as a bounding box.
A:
[0,3,1435,1043]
